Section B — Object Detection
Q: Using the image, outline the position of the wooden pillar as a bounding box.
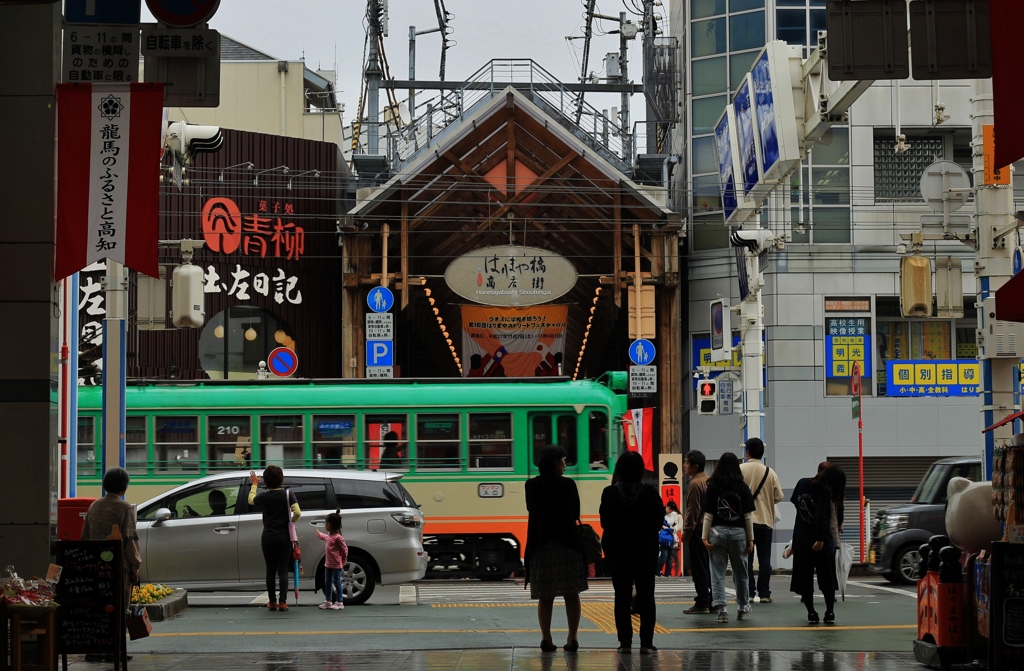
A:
[342,234,371,378]
[613,190,622,308]
[658,232,683,453]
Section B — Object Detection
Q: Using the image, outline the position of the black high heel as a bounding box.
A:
[563,641,579,652]
[540,640,558,652]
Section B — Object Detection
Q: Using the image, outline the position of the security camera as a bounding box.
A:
[729,228,777,254]
[165,121,224,164]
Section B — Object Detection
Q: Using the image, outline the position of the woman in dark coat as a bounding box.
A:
[599,451,665,654]
[790,464,846,624]
[525,445,588,652]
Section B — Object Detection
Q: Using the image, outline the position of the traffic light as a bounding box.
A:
[697,379,718,416]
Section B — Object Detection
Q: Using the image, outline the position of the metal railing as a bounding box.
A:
[385,59,633,172]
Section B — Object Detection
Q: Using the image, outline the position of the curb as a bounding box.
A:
[142,589,188,622]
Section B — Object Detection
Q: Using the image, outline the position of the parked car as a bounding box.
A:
[134,469,427,605]
[868,456,981,584]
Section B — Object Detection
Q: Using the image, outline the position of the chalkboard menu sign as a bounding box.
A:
[55,540,124,657]
[990,541,1024,671]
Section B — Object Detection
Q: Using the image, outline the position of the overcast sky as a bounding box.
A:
[139,0,653,125]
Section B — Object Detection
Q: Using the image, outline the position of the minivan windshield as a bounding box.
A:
[911,464,947,504]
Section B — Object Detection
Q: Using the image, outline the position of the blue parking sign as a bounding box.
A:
[366,340,394,366]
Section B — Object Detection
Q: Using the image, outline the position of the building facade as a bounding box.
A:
[670,1,1009,553]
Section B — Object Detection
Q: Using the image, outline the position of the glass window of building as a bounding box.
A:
[693,18,727,57]
[730,12,765,52]
[731,0,764,10]
[691,57,728,96]
[468,413,513,469]
[789,129,851,243]
[126,416,147,475]
[208,415,252,470]
[154,416,199,472]
[693,135,720,174]
[692,212,729,250]
[873,134,946,201]
[693,0,727,20]
[312,415,357,467]
[260,415,304,468]
[694,174,724,213]
[198,306,296,380]
[416,414,460,469]
[693,96,728,135]
[730,50,760,89]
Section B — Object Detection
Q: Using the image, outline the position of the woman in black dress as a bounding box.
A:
[599,451,664,654]
[525,445,589,652]
[790,464,846,624]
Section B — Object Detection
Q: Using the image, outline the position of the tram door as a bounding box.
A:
[529,413,580,478]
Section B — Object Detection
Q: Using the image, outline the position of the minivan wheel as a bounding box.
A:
[889,545,921,584]
[342,552,376,606]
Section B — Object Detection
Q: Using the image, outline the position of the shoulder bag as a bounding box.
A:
[576,520,603,565]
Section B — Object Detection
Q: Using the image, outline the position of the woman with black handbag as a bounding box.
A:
[524,445,589,652]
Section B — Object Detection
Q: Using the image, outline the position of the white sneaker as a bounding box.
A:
[318,601,331,610]
[753,596,761,604]
[330,602,344,610]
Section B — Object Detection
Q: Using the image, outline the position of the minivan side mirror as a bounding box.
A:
[152,508,173,526]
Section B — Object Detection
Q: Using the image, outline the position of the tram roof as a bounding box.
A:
[76,376,626,411]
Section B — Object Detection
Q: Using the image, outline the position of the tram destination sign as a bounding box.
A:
[365,313,393,340]
[445,245,577,307]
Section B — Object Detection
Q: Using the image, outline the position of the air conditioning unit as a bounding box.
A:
[979,297,1024,359]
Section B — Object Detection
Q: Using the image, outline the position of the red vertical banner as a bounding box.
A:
[55,83,164,280]
[623,408,655,471]
[991,1,1024,169]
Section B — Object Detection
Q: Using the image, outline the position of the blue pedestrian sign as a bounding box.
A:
[367,286,394,313]
[366,340,394,367]
[267,347,298,377]
[65,0,142,24]
[629,339,656,366]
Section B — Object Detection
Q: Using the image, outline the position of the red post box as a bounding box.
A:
[57,498,95,541]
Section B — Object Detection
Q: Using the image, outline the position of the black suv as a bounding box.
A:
[868,456,981,584]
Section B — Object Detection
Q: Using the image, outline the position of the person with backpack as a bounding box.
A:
[739,437,784,603]
[657,501,682,577]
[701,452,755,623]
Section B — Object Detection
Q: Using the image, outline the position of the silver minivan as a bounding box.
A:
[135,469,427,605]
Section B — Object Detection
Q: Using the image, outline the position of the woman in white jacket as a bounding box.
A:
[658,501,683,576]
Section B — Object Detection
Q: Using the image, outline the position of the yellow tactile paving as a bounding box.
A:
[580,602,671,634]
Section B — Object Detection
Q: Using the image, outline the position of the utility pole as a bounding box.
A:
[971,78,1017,480]
[101,259,128,490]
[365,0,384,155]
[619,11,632,164]
[642,0,659,154]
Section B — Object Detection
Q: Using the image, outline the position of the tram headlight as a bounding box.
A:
[391,512,422,528]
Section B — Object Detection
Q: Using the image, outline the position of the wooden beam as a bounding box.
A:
[475,152,578,229]
[442,150,509,204]
[506,94,516,196]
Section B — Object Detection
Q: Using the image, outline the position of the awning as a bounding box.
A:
[995,270,1024,322]
[982,409,1024,433]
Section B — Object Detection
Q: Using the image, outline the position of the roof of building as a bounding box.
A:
[220,35,278,61]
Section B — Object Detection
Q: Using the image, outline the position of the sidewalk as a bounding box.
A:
[63,649,922,671]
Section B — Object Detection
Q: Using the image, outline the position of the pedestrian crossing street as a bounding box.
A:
[416,578,699,605]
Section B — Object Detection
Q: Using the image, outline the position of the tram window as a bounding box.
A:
[260,415,304,468]
[208,416,252,470]
[557,416,578,466]
[416,414,460,469]
[313,415,356,468]
[77,416,97,477]
[589,411,609,470]
[532,416,552,467]
[366,415,408,470]
[469,413,513,469]
[125,417,148,475]
[154,416,199,472]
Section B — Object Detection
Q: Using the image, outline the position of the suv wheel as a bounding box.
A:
[342,552,377,606]
[888,545,921,584]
